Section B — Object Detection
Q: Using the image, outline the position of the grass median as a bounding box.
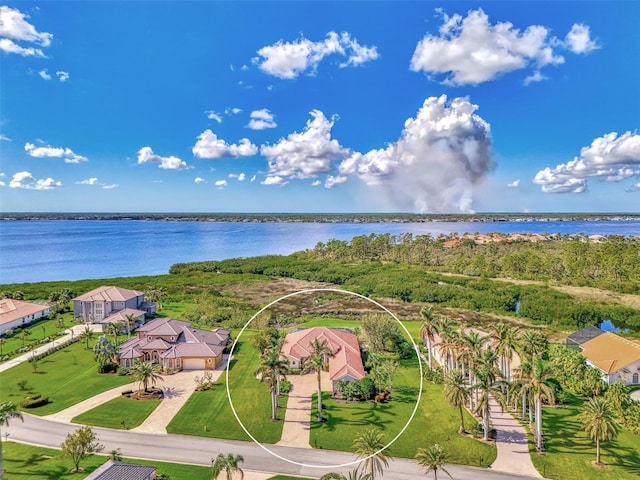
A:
[71,396,161,429]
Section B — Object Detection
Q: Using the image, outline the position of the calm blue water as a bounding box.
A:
[1,219,639,284]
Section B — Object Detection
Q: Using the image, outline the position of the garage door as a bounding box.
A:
[182,358,205,370]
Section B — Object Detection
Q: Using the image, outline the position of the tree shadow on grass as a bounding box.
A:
[393,385,420,403]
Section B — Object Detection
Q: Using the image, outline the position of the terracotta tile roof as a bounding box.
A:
[99,308,146,324]
[74,286,143,302]
[580,332,640,374]
[282,327,365,381]
[0,299,49,325]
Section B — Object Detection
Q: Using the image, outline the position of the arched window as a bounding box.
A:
[633,372,639,384]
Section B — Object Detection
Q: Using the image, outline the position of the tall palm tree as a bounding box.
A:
[1,402,23,478]
[268,334,286,396]
[122,313,137,339]
[352,428,393,480]
[518,330,548,362]
[302,338,335,422]
[255,348,289,421]
[105,322,120,345]
[510,360,533,422]
[529,358,556,451]
[419,307,439,369]
[578,397,620,466]
[211,453,244,480]
[443,368,470,433]
[415,444,453,480]
[320,468,371,480]
[472,359,506,441]
[435,319,458,375]
[83,325,94,349]
[131,361,163,392]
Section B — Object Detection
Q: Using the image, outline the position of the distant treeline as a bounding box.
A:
[169,240,640,330]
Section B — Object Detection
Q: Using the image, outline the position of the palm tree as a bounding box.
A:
[255,348,289,421]
[320,469,371,480]
[518,330,548,362]
[123,313,137,339]
[1,402,23,479]
[83,325,94,349]
[211,453,244,480]
[93,335,117,369]
[578,397,620,466]
[108,448,123,461]
[435,319,458,375]
[511,360,533,421]
[529,358,556,451]
[302,337,335,422]
[419,306,439,369]
[415,444,453,480]
[0,338,4,356]
[105,322,120,345]
[352,428,393,480]
[131,361,163,392]
[472,358,506,441]
[443,368,470,433]
[18,329,28,347]
[491,323,519,406]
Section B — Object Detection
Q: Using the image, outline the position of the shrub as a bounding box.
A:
[21,394,50,408]
[117,367,130,376]
[98,362,118,374]
[279,380,292,394]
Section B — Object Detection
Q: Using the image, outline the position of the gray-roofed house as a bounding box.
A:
[73,286,156,324]
[566,326,605,350]
[85,460,156,480]
[117,317,230,370]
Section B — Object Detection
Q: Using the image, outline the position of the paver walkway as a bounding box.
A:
[276,371,330,448]
[488,397,542,478]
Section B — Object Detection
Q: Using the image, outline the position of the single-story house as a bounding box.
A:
[85,460,156,480]
[117,317,229,371]
[73,286,156,323]
[0,298,50,336]
[566,326,605,350]
[281,326,365,390]
[580,331,640,385]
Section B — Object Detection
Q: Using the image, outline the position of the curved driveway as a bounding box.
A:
[8,414,540,480]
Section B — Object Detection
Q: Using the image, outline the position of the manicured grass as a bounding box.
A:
[167,330,288,443]
[0,339,133,415]
[310,358,496,467]
[0,315,72,358]
[529,395,640,480]
[72,396,161,429]
[1,441,211,479]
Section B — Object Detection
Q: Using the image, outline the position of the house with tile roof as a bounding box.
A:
[73,286,155,324]
[0,298,50,336]
[281,326,366,390]
[579,331,640,385]
[566,326,605,350]
[117,317,230,370]
[85,460,156,480]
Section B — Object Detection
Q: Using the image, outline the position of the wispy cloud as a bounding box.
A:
[25,142,87,163]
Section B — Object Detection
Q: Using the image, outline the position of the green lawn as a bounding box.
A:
[167,330,288,443]
[0,340,133,415]
[529,395,640,480]
[71,396,161,429]
[1,441,212,479]
[310,359,496,467]
[0,314,73,358]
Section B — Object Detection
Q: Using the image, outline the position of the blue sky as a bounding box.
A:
[1,1,638,213]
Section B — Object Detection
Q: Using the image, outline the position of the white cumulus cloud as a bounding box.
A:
[9,171,61,189]
[137,146,188,170]
[39,69,51,80]
[205,110,222,123]
[25,142,88,163]
[261,175,288,186]
[507,179,520,187]
[410,8,596,86]
[225,107,242,115]
[228,173,246,181]
[215,179,227,188]
[76,177,98,185]
[261,110,349,180]
[0,6,52,57]
[339,95,493,213]
[253,31,379,79]
[192,130,258,159]
[56,71,70,81]
[325,175,347,189]
[533,131,640,193]
[195,177,206,184]
[248,109,277,130]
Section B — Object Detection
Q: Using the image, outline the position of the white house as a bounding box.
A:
[0,298,50,336]
[580,331,640,386]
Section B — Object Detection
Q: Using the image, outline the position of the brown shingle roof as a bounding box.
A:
[580,332,640,374]
[74,286,143,302]
[0,299,49,326]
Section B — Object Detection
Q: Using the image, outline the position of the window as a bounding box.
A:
[634,373,639,384]
[207,358,212,364]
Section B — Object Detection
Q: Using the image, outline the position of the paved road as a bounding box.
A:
[7,414,541,480]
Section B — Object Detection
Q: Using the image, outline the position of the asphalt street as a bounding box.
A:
[6,413,541,479]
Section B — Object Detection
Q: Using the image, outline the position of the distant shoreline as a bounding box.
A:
[2,212,639,223]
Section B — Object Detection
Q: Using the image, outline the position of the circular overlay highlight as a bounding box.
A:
[225,288,423,469]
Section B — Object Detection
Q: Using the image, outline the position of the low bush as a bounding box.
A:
[21,394,50,408]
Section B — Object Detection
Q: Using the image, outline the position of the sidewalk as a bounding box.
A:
[488,396,542,478]
[276,371,330,448]
[0,324,102,374]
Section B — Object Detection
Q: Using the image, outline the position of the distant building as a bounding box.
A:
[566,326,605,350]
[579,331,640,385]
[73,286,155,323]
[0,298,50,336]
[85,460,156,480]
[117,317,229,370]
[281,326,365,390]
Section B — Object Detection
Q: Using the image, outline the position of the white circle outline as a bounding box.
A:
[225,288,424,469]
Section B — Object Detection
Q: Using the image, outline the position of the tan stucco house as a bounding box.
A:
[580,331,640,385]
[117,317,229,370]
[0,298,50,336]
[73,286,155,324]
[281,326,366,390]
